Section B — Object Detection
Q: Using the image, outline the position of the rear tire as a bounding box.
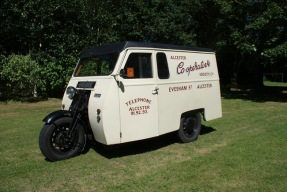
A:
[39,117,86,161]
[178,112,201,143]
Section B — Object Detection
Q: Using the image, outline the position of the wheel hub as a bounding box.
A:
[183,117,196,137]
[55,132,71,148]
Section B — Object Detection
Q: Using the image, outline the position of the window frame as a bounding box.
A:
[122,52,153,79]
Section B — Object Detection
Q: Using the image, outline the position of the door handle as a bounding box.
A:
[152,87,159,95]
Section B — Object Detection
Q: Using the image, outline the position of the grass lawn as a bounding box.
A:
[264,80,287,87]
[0,95,286,191]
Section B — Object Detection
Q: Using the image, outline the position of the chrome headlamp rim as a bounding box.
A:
[66,86,76,100]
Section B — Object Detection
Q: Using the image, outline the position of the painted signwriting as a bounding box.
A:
[169,85,192,92]
[170,56,186,60]
[199,72,214,76]
[129,106,149,115]
[125,98,151,115]
[125,98,151,106]
[177,60,211,76]
[197,83,212,89]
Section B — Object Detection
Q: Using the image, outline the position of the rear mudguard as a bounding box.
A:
[43,110,72,124]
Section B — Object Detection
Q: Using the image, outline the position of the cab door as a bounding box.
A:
[118,50,158,143]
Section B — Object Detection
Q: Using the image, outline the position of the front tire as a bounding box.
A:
[178,112,201,143]
[39,117,86,161]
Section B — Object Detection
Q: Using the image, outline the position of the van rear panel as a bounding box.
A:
[156,51,222,135]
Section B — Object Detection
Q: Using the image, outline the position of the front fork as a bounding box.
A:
[68,112,82,139]
[67,92,89,141]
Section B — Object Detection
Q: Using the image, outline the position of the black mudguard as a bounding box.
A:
[42,110,93,141]
[43,110,72,124]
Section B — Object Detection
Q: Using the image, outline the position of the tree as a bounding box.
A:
[214,0,287,86]
[105,0,196,45]
[1,0,286,100]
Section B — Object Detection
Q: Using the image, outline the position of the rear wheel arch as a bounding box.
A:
[180,108,204,119]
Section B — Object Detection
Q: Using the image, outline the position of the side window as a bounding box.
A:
[124,53,152,79]
[156,52,170,79]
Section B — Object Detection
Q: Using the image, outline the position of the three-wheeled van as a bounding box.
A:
[39,41,222,161]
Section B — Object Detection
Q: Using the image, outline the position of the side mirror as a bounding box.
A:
[120,69,126,77]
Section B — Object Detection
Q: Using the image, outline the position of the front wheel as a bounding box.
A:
[178,112,201,143]
[39,117,86,161]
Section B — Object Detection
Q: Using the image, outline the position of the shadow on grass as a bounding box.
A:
[88,125,216,159]
[90,132,178,159]
[200,125,216,135]
[222,86,287,102]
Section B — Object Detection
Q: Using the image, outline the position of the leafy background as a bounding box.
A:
[0,0,286,100]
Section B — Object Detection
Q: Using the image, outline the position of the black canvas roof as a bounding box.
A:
[80,41,213,58]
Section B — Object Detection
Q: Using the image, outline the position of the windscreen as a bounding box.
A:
[74,53,119,76]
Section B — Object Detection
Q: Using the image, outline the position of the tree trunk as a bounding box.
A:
[33,85,37,97]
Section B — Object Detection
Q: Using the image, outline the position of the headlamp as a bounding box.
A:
[66,86,76,100]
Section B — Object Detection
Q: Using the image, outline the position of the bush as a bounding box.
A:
[0,54,44,100]
[33,52,77,98]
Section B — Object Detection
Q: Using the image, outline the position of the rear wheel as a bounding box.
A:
[178,112,201,143]
[39,117,86,161]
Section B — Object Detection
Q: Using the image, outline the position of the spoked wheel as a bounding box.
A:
[178,112,201,143]
[39,117,86,161]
